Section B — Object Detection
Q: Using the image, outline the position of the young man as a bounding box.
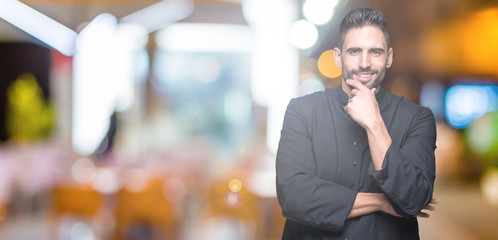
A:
[276,8,437,239]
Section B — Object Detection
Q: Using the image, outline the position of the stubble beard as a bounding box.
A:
[342,65,387,90]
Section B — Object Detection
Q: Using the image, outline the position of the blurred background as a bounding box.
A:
[0,0,497,239]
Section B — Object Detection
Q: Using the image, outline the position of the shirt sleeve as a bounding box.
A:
[368,106,437,217]
[276,98,357,231]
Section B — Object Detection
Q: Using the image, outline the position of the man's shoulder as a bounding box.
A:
[384,90,434,117]
[288,90,329,109]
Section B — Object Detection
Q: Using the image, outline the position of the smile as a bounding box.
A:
[355,72,375,82]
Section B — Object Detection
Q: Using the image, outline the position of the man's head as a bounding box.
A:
[333,8,393,92]
[338,8,390,51]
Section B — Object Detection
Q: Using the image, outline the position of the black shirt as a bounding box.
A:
[276,85,437,239]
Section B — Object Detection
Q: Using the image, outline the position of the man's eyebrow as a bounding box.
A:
[369,48,385,52]
[346,47,361,52]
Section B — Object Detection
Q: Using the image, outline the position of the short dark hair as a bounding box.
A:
[338,8,390,50]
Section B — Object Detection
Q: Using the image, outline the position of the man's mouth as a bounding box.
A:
[354,72,375,82]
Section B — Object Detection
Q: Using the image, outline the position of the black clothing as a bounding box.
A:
[276,85,436,239]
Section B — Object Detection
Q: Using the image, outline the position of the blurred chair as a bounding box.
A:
[49,183,104,239]
[195,175,265,240]
[113,177,176,240]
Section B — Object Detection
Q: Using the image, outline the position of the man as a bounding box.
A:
[276,8,437,239]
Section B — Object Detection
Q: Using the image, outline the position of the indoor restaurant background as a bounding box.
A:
[0,0,497,239]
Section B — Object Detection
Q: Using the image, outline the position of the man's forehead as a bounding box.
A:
[343,25,388,49]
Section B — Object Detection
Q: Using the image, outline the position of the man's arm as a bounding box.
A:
[343,79,390,170]
[347,192,400,219]
[344,79,437,217]
[347,193,437,219]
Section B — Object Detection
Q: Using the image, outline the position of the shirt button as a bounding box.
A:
[352,162,358,167]
[349,182,354,187]
[353,141,357,146]
[379,179,385,185]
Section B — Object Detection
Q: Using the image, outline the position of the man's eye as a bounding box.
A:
[371,50,383,56]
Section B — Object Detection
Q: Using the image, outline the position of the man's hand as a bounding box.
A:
[382,197,438,218]
[344,79,391,171]
[416,198,438,218]
[344,79,381,129]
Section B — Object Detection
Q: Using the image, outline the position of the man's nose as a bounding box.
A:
[359,53,370,69]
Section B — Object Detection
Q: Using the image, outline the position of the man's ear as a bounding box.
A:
[386,47,393,68]
[333,47,342,68]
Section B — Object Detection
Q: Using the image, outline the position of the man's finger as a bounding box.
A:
[430,198,439,204]
[351,89,359,97]
[423,205,436,211]
[346,79,368,91]
[416,212,430,218]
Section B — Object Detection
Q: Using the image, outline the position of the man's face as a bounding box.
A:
[334,25,393,90]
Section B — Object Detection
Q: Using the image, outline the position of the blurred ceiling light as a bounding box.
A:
[121,0,193,33]
[303,0,338,25]
[156,23,253,52]
[243,0,299,154]
[0,0,77,56]
[72,13,118,156]
[242,0,296,27]
[289,20,318,49]
[110,23,148,112]
[113,23,148,51]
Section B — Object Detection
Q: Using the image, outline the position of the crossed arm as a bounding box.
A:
[348,192,438,219]
[344,79,437,219]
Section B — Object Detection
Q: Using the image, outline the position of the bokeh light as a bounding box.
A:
[91,168,119,194]
[224,191,241,207]
[317,49,342,78]
[466,111,498,165]
[481,168,498,207]
[445,84,498,129]
[289,20,318,49]
[70,222,95,240]
[122,168,148,193]
[71,157,96,183]
[229,179,242,193]
[303,0,338,25]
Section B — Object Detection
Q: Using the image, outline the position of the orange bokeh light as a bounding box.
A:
[317,49,342,78]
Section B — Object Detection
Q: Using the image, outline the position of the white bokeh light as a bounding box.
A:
[289,20,318,49]
[303,0,338,25]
